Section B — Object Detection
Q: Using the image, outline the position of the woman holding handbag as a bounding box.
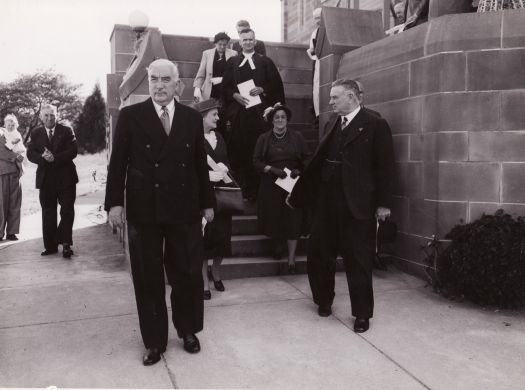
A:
[194,99,234,300]
[253,103,310,273]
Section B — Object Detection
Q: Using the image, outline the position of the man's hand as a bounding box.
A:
[202,208,214,223]
[269,166,287,179]
[376,207,391,222]
[290,169,301,179]
[249,87,264,96]
[233,93,250,106]
[108,206,124,228]
[42,148,55,162]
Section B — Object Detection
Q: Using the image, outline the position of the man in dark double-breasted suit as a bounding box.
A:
[27,105,78,259]
[288,78,395,333]
[104,59,215,366]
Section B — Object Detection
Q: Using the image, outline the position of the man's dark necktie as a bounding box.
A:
[48,129,54,143]
[341,117,348,130]
[160,106,170,135]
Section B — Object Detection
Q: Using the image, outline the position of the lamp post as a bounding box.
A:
[129,10,149,54]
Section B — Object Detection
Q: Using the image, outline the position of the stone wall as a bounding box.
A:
[332,9,525,275]
[282,0,390,44]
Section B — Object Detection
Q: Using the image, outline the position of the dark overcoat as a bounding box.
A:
[104,98,214,224]
[289,109,395,220]
[27,123,78,189]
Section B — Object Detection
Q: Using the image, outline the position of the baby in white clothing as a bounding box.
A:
[1,114,26,174]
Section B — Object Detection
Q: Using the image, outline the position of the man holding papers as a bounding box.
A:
[222,28,284,201]
[288,79,395,333]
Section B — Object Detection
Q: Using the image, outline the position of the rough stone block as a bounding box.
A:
[267,44,311,69]
[422,92,499,133]
[410,53,466,96]
[279,68,313,85]
[390,232,431,266]
[410,132,468,162]
[114,54,135,74]
[469,131,525,162]
[368,97,422,135]
[285,83,313,99]
[128,94,149,105]
[426,12,502,55]
[176,62,200,79]
[502,90,525,131]
[106,74,124,110]
[338,24,427,78]
[287,98,314,128]
[357,64,410,105]
[469,202,525,221]
[320,54,341,86]
[502,163,525,203]
[423,162,500,202]
[408,199,467,238]
[467,49,525,91]
[428,0,473,18]
[393,135,410,162]
[110,25,135,55]
[319,84,333,114]
[391,196,409,233]
[163,36,214,62]
[502,9,525,48]
[393,162,423,198]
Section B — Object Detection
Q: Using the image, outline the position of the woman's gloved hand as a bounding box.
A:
[209,170,224,182]
[290,169,301,179]
[269,167,287,179]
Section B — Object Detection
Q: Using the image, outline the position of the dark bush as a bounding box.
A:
[434,209,525,308]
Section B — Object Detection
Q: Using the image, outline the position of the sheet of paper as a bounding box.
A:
[211,77,223,85]
[207,155,232,184]
[275,168,298,194]
[237,79,262,108]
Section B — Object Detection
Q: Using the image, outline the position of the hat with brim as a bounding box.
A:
[192,99,221,114]
[263,103,292,122]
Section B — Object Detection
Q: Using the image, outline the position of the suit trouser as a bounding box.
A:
[39,182,76,249]
[127,220,204,350]
[0,172,22,236]
[307,179,376,318]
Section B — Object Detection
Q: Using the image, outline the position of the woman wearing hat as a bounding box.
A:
[193,99,233,300]
[253,103,310,273]
[193,32,237,103]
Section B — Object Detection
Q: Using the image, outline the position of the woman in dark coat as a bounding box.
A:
[253,103,310,273]
[194,99,233,300]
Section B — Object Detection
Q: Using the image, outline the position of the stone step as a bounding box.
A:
[213,256,307,279]
[232,215,259,235]
[231,234,308,257]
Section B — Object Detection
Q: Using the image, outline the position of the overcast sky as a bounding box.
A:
[0,0,282,98]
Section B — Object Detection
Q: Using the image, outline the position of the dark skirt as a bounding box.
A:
[257,174,303,240]
[203,213,232,259]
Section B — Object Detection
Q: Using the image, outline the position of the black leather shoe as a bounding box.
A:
[41,249,58,256]
[6,234,18,241]
[143,347,163,366]
[182,334,201,354]
[354,318,370,333]
[213,280,225,292]
[203,290,211,300]
[288,263,296,274]
[62,245,74,259]
[318,305,332,317]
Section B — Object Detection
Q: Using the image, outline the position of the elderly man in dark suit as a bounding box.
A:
[222,28,284,200]
[105,59,214,366]
[288,78,394,333]
[27,104,78,259]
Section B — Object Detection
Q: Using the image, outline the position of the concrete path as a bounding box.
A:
[1,190,524,389]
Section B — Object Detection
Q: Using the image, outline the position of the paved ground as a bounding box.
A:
[1,190,524,389]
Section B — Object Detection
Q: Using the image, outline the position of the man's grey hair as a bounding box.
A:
[332,78,361,95]
[40,104,58,117]
[147,59,179,78]
[236,19,250,28]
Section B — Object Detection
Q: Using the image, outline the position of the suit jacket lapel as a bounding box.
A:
[317,116,339,151]
[343,109,369,147]
[138,98,168,143]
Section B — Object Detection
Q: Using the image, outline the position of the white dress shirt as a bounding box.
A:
[341,106,361,129]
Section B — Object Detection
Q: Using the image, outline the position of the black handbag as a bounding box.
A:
[214,175,244,215]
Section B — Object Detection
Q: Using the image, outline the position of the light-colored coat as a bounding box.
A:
[193,48,237,100]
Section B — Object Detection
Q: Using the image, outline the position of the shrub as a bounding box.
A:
[433,209,525,308]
